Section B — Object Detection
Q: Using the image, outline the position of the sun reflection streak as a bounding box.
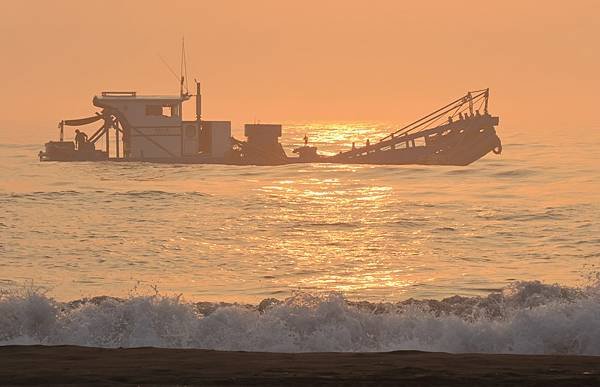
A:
[252,172,434,298]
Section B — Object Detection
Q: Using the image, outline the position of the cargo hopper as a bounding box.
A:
[39,83,501,166]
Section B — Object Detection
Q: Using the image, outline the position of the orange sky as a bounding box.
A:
[1,0,599,142]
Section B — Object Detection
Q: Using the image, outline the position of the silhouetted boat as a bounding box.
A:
[39,86,501,166]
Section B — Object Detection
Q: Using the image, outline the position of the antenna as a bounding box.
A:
[180,37,189,97]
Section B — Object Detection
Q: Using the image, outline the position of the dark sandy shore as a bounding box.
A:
[1,346,600,386]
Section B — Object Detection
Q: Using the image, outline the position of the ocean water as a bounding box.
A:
[1,123,599,354]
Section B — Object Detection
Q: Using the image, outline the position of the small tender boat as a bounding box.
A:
[39,84,501,166]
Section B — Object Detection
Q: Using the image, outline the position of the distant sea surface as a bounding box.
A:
[1,123,599,354]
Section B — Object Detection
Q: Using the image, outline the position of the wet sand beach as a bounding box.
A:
[1,345,600,386]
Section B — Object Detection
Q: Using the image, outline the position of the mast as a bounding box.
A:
[180,37,189,98]
[195,80,202,123]
[180,38,184,97]
[484,88,489,114]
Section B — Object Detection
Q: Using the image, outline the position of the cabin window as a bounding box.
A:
[145,104,179,117]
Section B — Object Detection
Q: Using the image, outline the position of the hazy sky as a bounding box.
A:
[1,0,599,142]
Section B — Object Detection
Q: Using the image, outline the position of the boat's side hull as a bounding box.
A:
[39,124,502,166]
[345,128,501,166]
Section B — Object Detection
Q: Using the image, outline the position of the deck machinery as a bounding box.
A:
[39,85,501,166]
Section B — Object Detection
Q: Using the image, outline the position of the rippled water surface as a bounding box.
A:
[1,124,599,303]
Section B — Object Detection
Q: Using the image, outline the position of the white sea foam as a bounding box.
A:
[1,281,600,354]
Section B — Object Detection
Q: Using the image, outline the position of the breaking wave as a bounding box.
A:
[2,281,600,355]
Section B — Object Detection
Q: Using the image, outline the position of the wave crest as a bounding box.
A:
[1,281,599,354]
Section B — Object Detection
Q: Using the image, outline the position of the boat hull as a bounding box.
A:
[38,128,501,166]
